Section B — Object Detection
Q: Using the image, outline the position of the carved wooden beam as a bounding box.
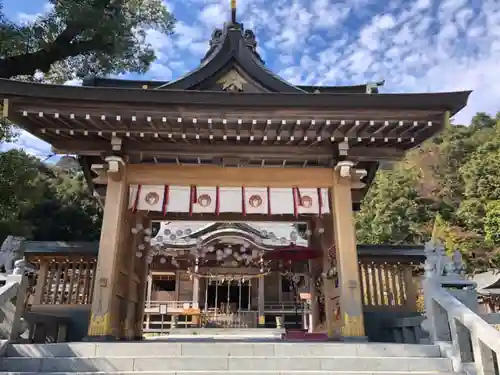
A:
[53,141,405,162]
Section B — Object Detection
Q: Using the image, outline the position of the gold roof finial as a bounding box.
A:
[230,0,236,24]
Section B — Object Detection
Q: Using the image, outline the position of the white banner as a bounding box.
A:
[136,185,166,212]
[192,186,218,213]
[244,187,269,214]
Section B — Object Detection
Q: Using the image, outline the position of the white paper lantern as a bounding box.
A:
[138,244,145,250]
[160,257,166,264]
[135,251,143,258]
[290,232,298,242]
[144,228,152,236]
[144,236,151,243]
[131,227,139,234]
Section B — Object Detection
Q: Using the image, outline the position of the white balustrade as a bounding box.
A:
[0,259,29,344]
[421,241,500,375]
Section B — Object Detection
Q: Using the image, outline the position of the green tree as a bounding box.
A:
[0,0,175,81]
[356,111,500,271]
[356,165,434,244]
[0,149,42,240]
[21,169,102,241]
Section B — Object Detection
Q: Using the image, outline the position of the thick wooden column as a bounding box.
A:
[33,259,49,304]
[122,213,149,340]
[331,164,366,340]
[86,162,129,341]
[133,216,150,340]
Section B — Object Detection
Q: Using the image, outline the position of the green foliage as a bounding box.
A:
[356,112,500,271]
[0,149,42,238]
[0,152,102,244]
[0,0,175,81]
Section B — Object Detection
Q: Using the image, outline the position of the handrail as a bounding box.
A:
[0,259,28,342]
[429,285,500,353]
[421,241,500,375]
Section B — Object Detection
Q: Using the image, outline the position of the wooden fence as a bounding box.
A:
[359,262,418,312]
[27,256,421,314]
[27,257,97,306]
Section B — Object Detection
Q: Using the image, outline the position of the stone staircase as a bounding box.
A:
[0,341,458,374]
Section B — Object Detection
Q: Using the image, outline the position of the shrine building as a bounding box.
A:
[0,6,470,342]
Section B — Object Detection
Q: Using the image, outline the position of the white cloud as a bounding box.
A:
[6,0,500,155]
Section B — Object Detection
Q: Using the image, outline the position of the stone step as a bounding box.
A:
[0,356,453,373]
[5,342,442,359]
[0,372,461,375]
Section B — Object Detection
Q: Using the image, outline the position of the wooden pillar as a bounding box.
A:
[308,257,321,332]
[331,163,366,340]
[192,276,200,305]
[33,259,49,305]
[123,213,148,340]
[258,275,265,326]
[315,217,340,339]
[86,161,129,341]
[133,216,150,340]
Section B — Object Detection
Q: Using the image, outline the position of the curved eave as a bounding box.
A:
[0,78,472,116]
[155,26,304,93]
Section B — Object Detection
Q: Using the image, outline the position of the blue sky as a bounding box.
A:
[2,0,500,157]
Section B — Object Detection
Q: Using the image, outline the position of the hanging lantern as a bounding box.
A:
[135,251,143,258]
[160,257,166,264]
[131,227,139,234]
[138,244,145,250]
[144,236,151,243]
[144,228,152,236]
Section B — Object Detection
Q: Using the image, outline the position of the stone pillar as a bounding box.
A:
[331,162,366,340]
[86,160,129,341]
[258,275,265,327]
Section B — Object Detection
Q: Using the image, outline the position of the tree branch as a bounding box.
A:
[0,35,110,78]
[0,0,117,79]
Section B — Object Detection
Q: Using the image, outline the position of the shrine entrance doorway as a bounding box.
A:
[86,163,366,341]
[206,279,251,311]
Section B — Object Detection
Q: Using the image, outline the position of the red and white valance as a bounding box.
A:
[129,185,331,216]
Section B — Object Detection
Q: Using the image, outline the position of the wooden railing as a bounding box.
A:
[38,260,96,305]
[359,262,418,312]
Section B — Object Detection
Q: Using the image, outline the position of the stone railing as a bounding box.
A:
[0,259,29,345]
[421,241,500,375]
